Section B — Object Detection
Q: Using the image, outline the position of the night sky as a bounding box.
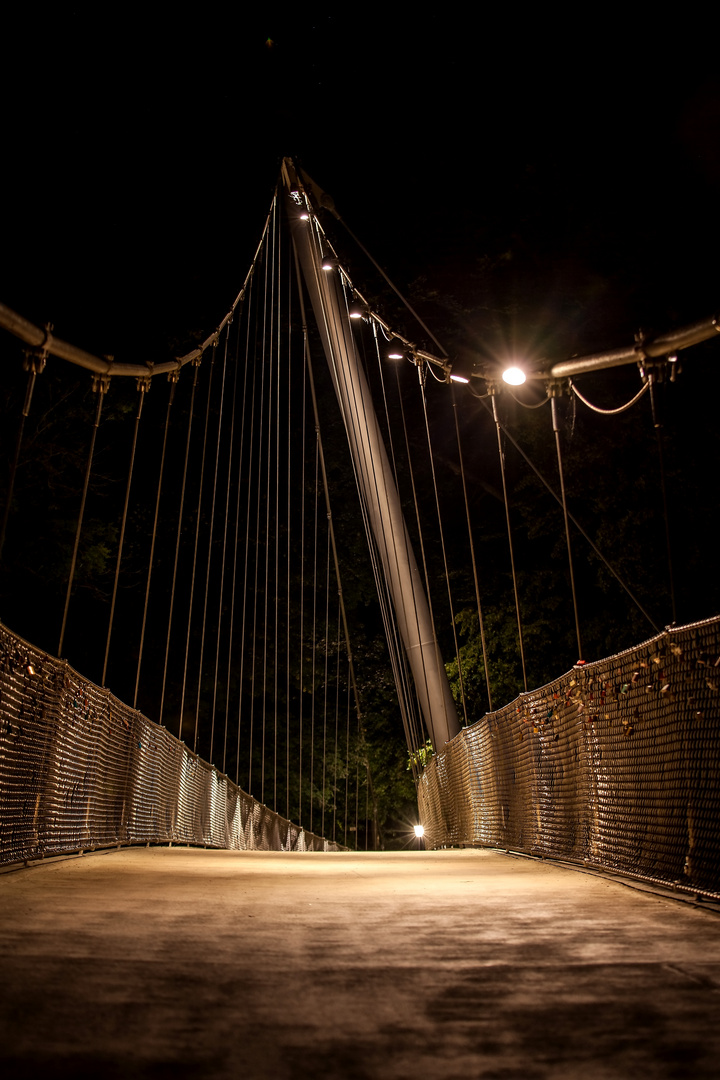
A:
[4,11,718,359]
[2,10,719,682]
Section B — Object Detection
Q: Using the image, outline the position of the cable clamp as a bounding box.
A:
[22,321,52,374]
[545,379,566,398]
[92,374,111,394]
[634,330,649,375]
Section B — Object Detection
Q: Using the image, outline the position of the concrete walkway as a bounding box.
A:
[2,847,720,1078]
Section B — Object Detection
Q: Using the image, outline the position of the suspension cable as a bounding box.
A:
[211,313,239,767]
[249,231,272,794]
[273,206,284,812]
[365,763,370,851]
[0,347,46,561]
[647,371,677,623]
[261,201,277,805]
[103,378,147,687]
[333,598,341,845]
[58,377,107,658]
[477,396,660,632]
[551,394,583,660]
[333,210,449,359]
[236,277,260,785]
[194,325,230,755]
[354,751,360,851]
[178,342,216,740]
[344,661,351,846]
[223,289,251,776]
[321,525,331,839]
[418,364,468,726]
[134,374,177,709]
[220,311,246,775]
[490,393,528,692]
[297,320,307,822]
[309,435,319,835]
[159,361,199,726]
[285,260,293,821]
[451,391,493,711]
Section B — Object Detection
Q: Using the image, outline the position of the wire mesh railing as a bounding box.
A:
[418,615,720,898]
[0,622,345,865]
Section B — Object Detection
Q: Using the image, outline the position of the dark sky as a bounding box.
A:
[2,9,719,709]
[4,11,718,367]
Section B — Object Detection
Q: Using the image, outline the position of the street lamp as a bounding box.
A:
[502,365,527,386]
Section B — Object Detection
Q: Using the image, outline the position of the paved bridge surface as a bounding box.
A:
[2,847,720,1078]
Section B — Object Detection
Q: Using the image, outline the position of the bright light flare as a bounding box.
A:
[413,824,425,838]
[450,374,469,384]
[502,366,527,386]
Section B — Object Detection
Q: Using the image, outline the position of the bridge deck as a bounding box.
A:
[2,847,720,1078]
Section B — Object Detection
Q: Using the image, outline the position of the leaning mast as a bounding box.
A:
[282,159,460,750]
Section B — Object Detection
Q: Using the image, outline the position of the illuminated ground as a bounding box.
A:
[1,847,719,1078]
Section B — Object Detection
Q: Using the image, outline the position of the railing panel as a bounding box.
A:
[0,623,345,863]
[419,617,720,898]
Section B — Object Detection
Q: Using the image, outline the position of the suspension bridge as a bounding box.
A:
[2,160,720,1075]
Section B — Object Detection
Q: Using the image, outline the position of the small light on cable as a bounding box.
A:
[413,824,425,838]
[348,296,365,319]
[388,340,405,360]
[502,366,527,386]
[450,374,469,384]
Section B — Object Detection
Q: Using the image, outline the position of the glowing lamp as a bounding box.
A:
[388,341,405,360]
[502,366,526,386]
[450,374,469,384]
[413,824,425,838]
